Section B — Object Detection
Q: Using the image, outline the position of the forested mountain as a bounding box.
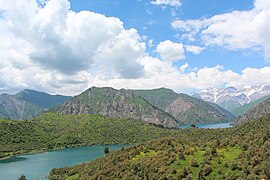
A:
[133,88,235,124]
[53,87,179,128]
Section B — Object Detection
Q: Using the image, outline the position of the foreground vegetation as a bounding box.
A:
[49,115,270,180]
[1,112,270,179]
[0,113,177,159]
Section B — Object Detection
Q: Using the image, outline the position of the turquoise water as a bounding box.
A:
[0,144,129,180]
[179,122,233,129]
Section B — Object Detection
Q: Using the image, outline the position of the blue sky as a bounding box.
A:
[69,0,262,73]
[0,0,270,95]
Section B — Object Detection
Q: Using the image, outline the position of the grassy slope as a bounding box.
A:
[133,88,178,110]
[49,115,270,180]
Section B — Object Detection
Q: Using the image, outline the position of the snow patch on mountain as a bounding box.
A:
[191,85,270,111]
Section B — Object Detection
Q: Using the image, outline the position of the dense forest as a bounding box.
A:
[49,115,270,180]
[0,113,178,159]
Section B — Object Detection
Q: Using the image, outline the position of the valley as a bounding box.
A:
[1,86,270,179]
[1,0,270,179]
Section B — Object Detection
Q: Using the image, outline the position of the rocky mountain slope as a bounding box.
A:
[54,87,179,128]
[0,94,43,120]
[235,97,270,125]
[232,95,270,116]
[0,90,70,120]
[192,85,270,112]
[133,88,235,124]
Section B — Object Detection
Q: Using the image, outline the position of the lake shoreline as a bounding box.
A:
[0,144,130,180]
[0,143,131,161]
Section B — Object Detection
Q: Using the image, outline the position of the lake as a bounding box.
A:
[0,144,129,180]
[179,122,233,129]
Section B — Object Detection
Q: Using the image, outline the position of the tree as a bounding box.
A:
[104,146,109,154]
[18,174,27,180]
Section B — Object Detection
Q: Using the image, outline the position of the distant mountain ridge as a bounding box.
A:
[232,95,270,116]
[133,88,235,124]
[15,89,70,109]
[0,90,70,120]
[235,97,270,125]
[192,85,270,112]
[53,87,179,128]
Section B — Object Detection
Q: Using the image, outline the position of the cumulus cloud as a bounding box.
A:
[0,0,270,95]
[172,0,270,59]
[156,40,185,62]
[151,0,182,7]
[0,0,145,77]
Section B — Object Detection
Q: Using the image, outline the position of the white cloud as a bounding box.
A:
[0,0,145,78]
[156,40,185,62]
[151,0,182,7]
[185,45,204,54]
[172,0,270,59]
[179,63,188,72]
[0,0,270,96]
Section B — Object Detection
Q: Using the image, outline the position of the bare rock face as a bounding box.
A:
[235,98,270,125]
[56,87,179,128]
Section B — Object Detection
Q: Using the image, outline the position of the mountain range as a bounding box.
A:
[133,88,235,124]
[0,89,70,120]
[192,85,270,112]
[0,87,236,127]
[52,87,235,127]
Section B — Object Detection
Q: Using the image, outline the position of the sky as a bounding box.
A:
[0,0,270,95]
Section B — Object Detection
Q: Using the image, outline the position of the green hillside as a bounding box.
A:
[235,98,270,125]
[0,94,44,120]
[0,90,70,120]
[54,87,179,128]
[232,95,270,117]
[133,88,235,124]
[15,89,70,109]
[0,113,178,159]
[49,114,270,180]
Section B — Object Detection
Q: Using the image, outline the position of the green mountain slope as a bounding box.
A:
[54,87,179,128]
[133,88,235,124]
[0,94,43,120]
[15,89,70,108]
[0,113,178,159]
[232,95,270,117]
[0,90,70,120]
[49,114,270,180]
[235,97,270,125]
